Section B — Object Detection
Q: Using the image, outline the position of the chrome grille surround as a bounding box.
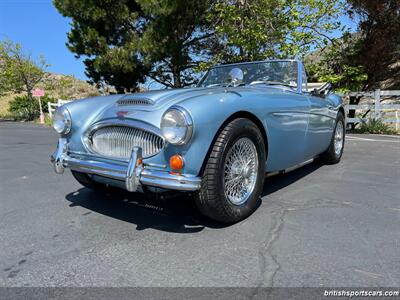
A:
[86,122,164,160]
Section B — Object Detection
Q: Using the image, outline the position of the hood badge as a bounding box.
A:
[116,111,130,118]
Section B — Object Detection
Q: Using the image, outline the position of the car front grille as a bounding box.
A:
[89,126,164,159]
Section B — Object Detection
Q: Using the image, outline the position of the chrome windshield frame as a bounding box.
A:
[197,59,306,94]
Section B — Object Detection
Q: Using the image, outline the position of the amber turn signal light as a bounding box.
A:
[169,154,184,171]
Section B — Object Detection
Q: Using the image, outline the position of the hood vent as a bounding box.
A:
[117,95,154,106]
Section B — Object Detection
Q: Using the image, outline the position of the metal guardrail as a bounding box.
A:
[343,90,400,130]
[48,99,72,119]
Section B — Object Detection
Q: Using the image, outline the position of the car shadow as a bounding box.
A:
[65,160,323,233]
[65,187,220,233]
[262,160,324,197]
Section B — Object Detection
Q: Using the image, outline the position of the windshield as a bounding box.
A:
[198,60,298,88]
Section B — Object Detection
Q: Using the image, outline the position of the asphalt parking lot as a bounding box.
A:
[0,122,399,287]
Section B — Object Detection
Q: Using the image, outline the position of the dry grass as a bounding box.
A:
[39,73,99,100]
[0,73,100,119]
[0,92,23,118]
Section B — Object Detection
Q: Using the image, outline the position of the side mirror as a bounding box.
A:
[229,68,244,86]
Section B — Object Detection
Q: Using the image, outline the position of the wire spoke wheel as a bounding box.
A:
[223,137,259,205]
[195,118,265,223]
[334,120,344,156]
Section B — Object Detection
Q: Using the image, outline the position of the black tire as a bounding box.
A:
[194,118,266,223]
[71,170,109,191]
[320,112,345,164]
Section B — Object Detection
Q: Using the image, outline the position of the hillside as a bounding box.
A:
[0,73,100,117]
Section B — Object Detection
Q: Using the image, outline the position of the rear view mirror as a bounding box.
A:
[229,68,244,86]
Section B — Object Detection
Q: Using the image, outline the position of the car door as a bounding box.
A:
[264,91,311,171]
[304,94,335,159]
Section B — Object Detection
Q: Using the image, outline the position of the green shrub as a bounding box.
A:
[44,114,53,126]
[354,118,396,135]
[8,95,56,121]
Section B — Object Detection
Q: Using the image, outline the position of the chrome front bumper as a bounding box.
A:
[50,138,201,192]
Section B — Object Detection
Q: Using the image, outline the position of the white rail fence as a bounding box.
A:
[48,99,72,119]
[343,90,400,130]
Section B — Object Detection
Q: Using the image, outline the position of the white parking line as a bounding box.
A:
[373,134,400,138]
[346,135,400,143]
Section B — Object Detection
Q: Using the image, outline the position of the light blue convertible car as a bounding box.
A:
[51,60,345,223]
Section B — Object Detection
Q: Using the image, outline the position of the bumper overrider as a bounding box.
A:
[50,138,201,192]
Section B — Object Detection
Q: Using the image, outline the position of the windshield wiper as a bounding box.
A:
[205,83,227,88]
[206,82,239,88]
[249,80,296,88]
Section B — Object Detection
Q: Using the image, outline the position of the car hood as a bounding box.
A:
[110,85,290,108]
[93,85,289,127]
[118,87,227,109]
[95,87,225,122]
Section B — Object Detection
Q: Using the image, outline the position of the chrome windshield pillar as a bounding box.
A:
[126,147,143,192]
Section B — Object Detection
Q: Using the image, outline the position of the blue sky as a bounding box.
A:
[0,0,358,83]
[0,0,87,79]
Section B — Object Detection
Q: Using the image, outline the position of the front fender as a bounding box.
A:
[166,91,269,176]
[62,95,122,151]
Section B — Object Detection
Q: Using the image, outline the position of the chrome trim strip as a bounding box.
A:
[271,112,309,118]
[68,150,129,163]
[140,169,201,191]
[284,158,314,173]
[265,158,315,177]
[146,162,167,169]
[51,139,201,192]
[66,157,127,179]
[87,119,163,137]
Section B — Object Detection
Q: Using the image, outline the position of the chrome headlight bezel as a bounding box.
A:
[53,106,72,135]
[160,106,193,145]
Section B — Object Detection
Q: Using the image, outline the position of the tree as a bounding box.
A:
[305,32,368,93]
[347,0,400,89]
[139,1,217,88]
[305,0,400,128]
[54,0,347,91]
[53,0,216,90]
[205,0,346,66]
[53,0,147,92]
[308,0,400,91]
[0,40,48,100]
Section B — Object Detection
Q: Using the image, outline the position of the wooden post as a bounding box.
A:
[374,89,381,120]
[38,96,45,124]
[348,95,358,130]
[48,102,52,119]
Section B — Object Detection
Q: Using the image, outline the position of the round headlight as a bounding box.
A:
[161,106,193,145]
[53,106,72,134]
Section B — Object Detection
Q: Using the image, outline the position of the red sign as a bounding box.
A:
[32,88,45,97]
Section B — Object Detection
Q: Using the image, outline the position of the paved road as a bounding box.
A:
[0,122,399,287]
